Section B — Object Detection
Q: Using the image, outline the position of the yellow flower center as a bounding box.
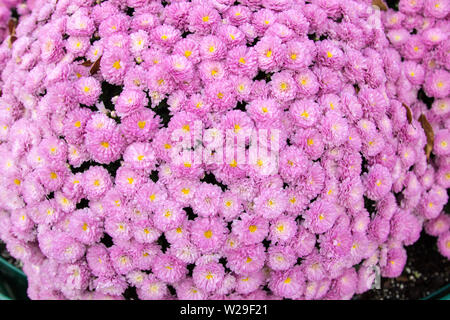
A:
[50,172,57,179]
[204,230,213,239]
[248,225,257,233]
[113,60,121,69]
[101,141,109,148]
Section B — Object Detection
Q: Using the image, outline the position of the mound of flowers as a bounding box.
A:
[0,0,448,300]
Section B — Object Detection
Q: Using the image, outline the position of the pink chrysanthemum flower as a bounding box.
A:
[253,187,287,220]
[437,232,450,259]
[67,208,103,245]
[152,254,187,284]
[254,36,284,72]
[175,279,206,300]
[232,212,269,245]
[86,244,115,277]
[363,164,393,201]
[226,244,266,275]
[81,166,112,201]
[190,217,227,254]
[269,266,305,299]
[137,275,169,300]
[381,247,407,278]
[192,262,225,293]
[304,200,339,234]
[267,245,297,271]
[85,127,125,164]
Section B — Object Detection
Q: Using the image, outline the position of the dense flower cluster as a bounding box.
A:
[0,0,448,300]
[379,0,450,260]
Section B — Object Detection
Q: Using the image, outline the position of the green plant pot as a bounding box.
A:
[0,256,28,300]
[422,283,450,300]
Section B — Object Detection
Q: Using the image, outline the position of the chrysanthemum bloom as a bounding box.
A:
[85,127,125,164]
[425,214,450,237]
[424,69,450,99]
[363,164,393,201]
[152,254,187,284]
[100,51,130,86]
[192,262,225,293]
[434,129,450,156]
[67,208,103,245]
[86,244,115,277]
[120,109,160,143]
[270,71,297,102]
[137,275,169,300]
[81,166,112,201]
[189,217,227,254]
[226,244,266,275]
[267,245,297,271]
[234,271,264,296]
[254,36,284,72]
[253,187,288,220]
[175,279,206,300]
[268,266,305,299]
[153,200,186,232]
[437,232,450,259]
[303,200,339,234]
[381,247,407,278]
[390,209,422,246]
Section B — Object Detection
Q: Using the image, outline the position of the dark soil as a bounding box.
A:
[355,232,450,300]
